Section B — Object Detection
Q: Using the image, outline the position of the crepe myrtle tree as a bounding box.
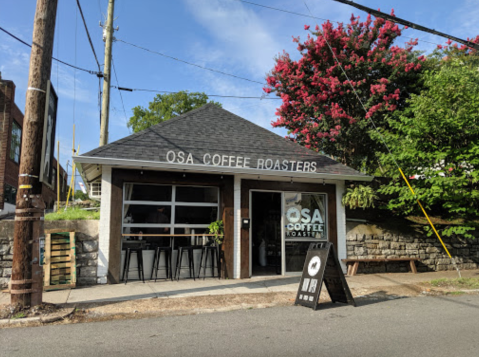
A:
[128,91,222,133]
[264,10,425,173]
[375,42,479,238]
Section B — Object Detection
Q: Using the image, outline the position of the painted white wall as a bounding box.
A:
[97,166,112,284]
[335,181,347,273]
[233,175,241,279]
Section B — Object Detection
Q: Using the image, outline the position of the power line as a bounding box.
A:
[230,0,445,47]
[115,38,264,85]
[111,58,131,133]
[332,0,479,50]
[75,0,102,72]
[231,0,330,22]
[0,26,102,76]
[111,86,281,100]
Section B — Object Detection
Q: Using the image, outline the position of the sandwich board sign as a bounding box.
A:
[295,242,355,310]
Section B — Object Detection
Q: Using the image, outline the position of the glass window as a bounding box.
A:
[128,184,172,202]
[176,186,218,203]
[283,192,327,273]
[4,184,17,204]
[52,167,56,189]
[175,206,218,224]
[122,184,220,245]
[123,205,171,224]
[284,192,327,240]
[9,121,21,163]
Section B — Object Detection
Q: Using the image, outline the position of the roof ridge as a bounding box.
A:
[147,103,216,131]
[82,104,215,156]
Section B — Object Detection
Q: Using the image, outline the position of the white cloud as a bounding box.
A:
[184,0,281,78]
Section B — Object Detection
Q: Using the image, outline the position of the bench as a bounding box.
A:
[341,258,420,276]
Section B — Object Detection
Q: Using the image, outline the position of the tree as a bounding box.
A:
[74,190,89,201]
[264,11,425,173]
[127,91,222,133]
[376,48,479,238]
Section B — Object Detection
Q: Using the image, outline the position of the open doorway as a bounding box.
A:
[251,191,282,276]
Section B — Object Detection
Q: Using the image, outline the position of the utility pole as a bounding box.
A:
[99,0,115,146]
[11,0,58,307]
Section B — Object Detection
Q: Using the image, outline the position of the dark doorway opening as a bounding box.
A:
[251,191,282,276]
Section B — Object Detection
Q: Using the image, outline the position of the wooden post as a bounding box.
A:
[99,0,115,146]
[11,0,58,307]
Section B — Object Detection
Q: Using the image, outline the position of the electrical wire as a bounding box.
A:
[0,26,101,76]
[332,0,479,51]
[116,38,264,85]
[76,0,102,72]
[228,0,445,48]
[111,59,131,133]
[110,86,280,100]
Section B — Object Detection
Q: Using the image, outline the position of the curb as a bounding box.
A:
[0,307,75,326]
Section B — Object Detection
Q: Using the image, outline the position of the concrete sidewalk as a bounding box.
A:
[1,270,478,306]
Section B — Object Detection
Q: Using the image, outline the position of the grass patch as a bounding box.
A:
[45,207,100,221]
[446,291,466,296]
[12,312,26,319]
[430,277,479,290]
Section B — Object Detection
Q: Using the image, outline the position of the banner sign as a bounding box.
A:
[295,242,355,310]
[40,80,58,188]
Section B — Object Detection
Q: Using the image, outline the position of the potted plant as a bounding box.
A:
[208,220,224,245]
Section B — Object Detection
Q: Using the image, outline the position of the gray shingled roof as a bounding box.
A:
[81,104,368,178]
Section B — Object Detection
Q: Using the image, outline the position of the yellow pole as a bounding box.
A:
[65,145,80,210]
[56,140,60,212]
[398,168,461,277]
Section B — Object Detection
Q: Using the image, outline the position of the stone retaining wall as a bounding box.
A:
[346,222,479,273]
[0,220,99,288]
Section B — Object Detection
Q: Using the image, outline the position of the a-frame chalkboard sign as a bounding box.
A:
[295,242,355,310]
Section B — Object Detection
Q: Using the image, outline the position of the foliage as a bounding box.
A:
[127,91,222,133]
[264,11,425,173]
[74,190,89,201]
[11,312,26,320]
[342,184,378,209]
[45,207,100,221]
[376,49,479,238]
[208,220,224,245]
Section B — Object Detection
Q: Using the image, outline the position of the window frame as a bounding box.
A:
[9,120,22,164]
[122,183,220,234]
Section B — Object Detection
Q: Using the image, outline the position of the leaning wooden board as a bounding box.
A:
[43,229,76,291]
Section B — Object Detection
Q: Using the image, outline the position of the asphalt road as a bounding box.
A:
[2,294,479,357]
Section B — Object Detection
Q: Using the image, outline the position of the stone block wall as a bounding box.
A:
[346,222,479,274]
[0,220,99,288]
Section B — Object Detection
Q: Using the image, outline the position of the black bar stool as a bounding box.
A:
[198,243,221,279]
[121,245,145,284]
[151,239,173,281]
[175,246,197,281]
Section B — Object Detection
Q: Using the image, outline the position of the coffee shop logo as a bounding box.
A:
[308,256,321,277]
[286,207,301,223]
[285,207,324,238]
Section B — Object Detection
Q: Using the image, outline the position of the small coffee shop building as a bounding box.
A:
[74,104,371,284]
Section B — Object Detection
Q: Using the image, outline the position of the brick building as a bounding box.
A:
[0,74,68,215]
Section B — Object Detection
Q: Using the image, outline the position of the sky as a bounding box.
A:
[1,0,477,190]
